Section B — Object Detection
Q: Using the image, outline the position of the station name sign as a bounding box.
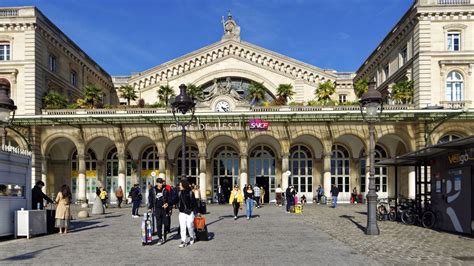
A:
[169,119,270,132]
[1,144,32,157]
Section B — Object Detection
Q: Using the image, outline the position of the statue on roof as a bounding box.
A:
[221,11,240,41]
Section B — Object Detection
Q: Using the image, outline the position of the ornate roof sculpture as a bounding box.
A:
[221,11,240,42]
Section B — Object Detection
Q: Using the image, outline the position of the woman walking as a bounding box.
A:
[115,186,124,208]
[229,185,244,220]
[55,184,71,234]
[260,186,265,206]
[244,185,254,220]
[178,179,197,248]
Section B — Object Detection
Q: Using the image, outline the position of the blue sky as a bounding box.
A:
[4,0,412,76]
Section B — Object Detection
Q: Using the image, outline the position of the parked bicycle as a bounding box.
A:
[400,199,437,228]
[376,198,396,221]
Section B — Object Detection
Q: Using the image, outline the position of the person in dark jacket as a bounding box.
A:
[32,181,54,210]
[177,179,198,248]
[148,178,170,245]
[330,185,340,208]
[285,185,296,213]
[129,184,142,217]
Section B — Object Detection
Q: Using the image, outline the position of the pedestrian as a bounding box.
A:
[285,185,296,213]
[129,184,142,218]
[115,186,124,208]
[260,186,265,206]
[194,185,202,212]
[351,187,358,204]
[177,179,198,248]
[275,184,283,206]
[55,184,71,234]
[301,194,307,205]
[32,180,54,210]
[316,185,324,204]
[244,184,254,220]
[330,185,340,208]
[253,184,261,208]
[229,185,244,220]
[99,187,108,209]
[148,178,170,245]
[217,185,223,204]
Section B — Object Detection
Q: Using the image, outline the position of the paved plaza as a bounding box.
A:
[0,203,473,265]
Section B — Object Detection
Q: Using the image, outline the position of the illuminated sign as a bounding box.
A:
[249,119,270,131]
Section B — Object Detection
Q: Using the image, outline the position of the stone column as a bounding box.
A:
[159,153,167,183]
[118,152,126,194]
[239,154,248,189]
[281,154,289,190]
[78,154,87,204]
[366,155,370,195]
[199,155,207,201]
[323,153,332,197]
[408,166,416,199]
[41,156,48,194]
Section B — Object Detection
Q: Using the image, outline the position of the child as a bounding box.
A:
[301,195,307,205]
[99,187,108,209]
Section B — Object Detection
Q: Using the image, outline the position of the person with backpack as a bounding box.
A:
[148,178,170,245]
[129,184,142,218]
[99,187,108,209]
[228,185,243,220]
[177,179,198,248]
[330,184,340,208]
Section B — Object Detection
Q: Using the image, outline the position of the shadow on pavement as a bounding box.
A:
[104,214,123,218]
[340,215,366,233]
[1,245,61,261]
[356,211,368,216]
[71,224,109,233]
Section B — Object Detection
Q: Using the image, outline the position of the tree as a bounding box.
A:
[314,81,336,104]
[391,80,414,104]
[186,83,204,101]
[354,79,368,98]
[157,85,175,106]
[84,84,102,108]
[276,84,295,104]
[42,91,67,109]
[118,85,138,106]
[248,81,267,105]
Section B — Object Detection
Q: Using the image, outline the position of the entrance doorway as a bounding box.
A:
[256,176,270,203]
[219,176,233,202]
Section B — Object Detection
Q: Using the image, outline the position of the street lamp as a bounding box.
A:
[171,84,196,182]
[0,79,17,147]
[359,81,383,235]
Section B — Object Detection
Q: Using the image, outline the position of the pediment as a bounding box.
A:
[128,39,337,90]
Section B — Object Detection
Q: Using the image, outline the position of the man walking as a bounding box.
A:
[129,184,142,217]
[253,184,261,208]
[148,178,170,245]
[316,185,324,204]
[330,184,339,208]
[285,185,296,213]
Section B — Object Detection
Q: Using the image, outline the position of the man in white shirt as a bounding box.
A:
[253,184,261,208]
[275,184,283,206]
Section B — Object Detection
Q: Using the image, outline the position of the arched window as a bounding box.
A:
[249,145,276,202]
[374,145,388,194]
[105,147,132,201]
[141,146,159,171]
[177,146,199,185]
[71,149,97,201]
[106,147,132,176]
[438,134,462,144]
[71,149,97,171]
[331,144,350,193]
[289,145,313,194]
[212,146,239,196]
[446,71,464,101]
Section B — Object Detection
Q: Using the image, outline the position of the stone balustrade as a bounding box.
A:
[439,101,472,109]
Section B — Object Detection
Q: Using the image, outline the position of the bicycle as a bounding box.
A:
[376,198,396,221]
[400,200,437,228]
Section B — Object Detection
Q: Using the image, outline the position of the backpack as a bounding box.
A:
[168,186,179,205]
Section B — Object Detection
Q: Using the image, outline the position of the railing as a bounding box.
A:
[439,100,471,109]
[437,0,471,4]
[0,9,19,17]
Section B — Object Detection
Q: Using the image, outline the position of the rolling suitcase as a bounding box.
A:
[46,205,59,234]
[195,225,209,241]
[295,204,303,214]
[321,195,327,205]
[141,212,153,245]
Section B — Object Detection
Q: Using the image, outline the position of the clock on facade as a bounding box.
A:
[215,100,231,112]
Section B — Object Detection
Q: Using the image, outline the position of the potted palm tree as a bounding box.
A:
[276,84,295,105]
[391,80,414,104]
[118,85,138,106]
[157,85,176,106]
[42,91,68,109]
[315,81,336,107]
[186,83,204,101]
[248,81,267,105]
[354,79,369,99]
[84,84,102,108]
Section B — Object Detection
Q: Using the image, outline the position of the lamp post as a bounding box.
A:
[0,79,17,147]
[359,81,383,235]
[171,84,196,182]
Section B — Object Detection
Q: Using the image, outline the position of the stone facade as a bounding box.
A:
[0,3,473,205]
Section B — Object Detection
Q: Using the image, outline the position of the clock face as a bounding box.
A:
[215,100,231,112]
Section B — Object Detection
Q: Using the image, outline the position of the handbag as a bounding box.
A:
[194,215,206,231]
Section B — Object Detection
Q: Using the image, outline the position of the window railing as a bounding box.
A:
[439,100,471,109]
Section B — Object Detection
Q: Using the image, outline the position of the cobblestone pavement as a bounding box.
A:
[301,203,474,265]
[0,203,377,265]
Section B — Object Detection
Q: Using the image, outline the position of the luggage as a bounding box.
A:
[295,204,303,214]
[194,215,206,231]
[294,196,299,205]
[46,209,59,234]
[195,226,209,241]
[320,195,327,205]
[141,212,153,245]
[200,201,207,214]
[289,206,295,213]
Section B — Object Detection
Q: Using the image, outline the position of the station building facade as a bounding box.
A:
[1,1,474,204]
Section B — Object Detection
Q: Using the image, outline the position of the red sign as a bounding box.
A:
[249,119,270,131]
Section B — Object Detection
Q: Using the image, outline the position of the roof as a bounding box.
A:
[377,135,474,166]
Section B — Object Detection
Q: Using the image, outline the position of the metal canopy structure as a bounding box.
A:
[377,135,474,215]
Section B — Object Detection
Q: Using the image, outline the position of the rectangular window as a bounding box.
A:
[447,32,460,51]
[400,46,408,66]
[338,94,347,103]
[0,44,11,61]
[49,54,57,72]
[70,71,77,86]
[383,65,389,80]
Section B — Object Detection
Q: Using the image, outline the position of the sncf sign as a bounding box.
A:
[249,119,270,131]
